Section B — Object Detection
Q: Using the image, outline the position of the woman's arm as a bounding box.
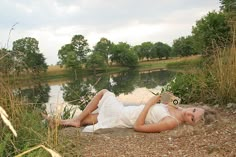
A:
[134,95,160,131]
[134,117,178,133]
[134,95,178,133]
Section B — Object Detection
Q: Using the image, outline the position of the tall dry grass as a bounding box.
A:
[0,62,62,156]
[165,26,236,105]
[205,26,236,104]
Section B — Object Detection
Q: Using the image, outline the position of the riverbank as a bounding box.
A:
[57,104,236,157]
[45,55,201,80]
[4,55,201,87]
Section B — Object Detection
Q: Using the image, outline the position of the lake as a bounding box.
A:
[16,69,176,115]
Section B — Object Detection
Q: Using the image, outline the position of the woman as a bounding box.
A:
[44,89,216,133]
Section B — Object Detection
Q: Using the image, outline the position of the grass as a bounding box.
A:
[166,28,236,105]
[0,76,65,156]
[43,56,201,80]
[166,55,203,70]
[205,34,236,104]
[1,56,202,88]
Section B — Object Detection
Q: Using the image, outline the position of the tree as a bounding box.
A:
[86,53,107,74]
[12,37,48,74]
[58,44,78,69]
[0,49,13,75]
[172,36,198,57]
[29,53,48,74]
[71,35,90,63]
[192,11,231,55]
[110,42,138,67]
[93,37,112,65]
[140,42,153,60]
[151,42,172,59]
[220,0,236,21]
[58,35,90,77]
[133,45,142,60]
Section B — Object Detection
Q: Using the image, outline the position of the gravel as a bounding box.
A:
[58,107,236,157]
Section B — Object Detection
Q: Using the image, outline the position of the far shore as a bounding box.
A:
[3,55,201,87]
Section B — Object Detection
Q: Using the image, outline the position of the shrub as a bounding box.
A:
[164,34,236,105]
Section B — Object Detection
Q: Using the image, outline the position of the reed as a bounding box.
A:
[205,26,236,104]
[165,26,236,105]
[0,64,62,156]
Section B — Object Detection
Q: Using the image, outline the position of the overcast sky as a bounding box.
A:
[0,0,221,65]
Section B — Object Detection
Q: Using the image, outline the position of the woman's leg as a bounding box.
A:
[75,89,108,124]
[44,89,108,127]
[58,113,99,127]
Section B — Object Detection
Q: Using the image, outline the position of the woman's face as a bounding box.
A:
[183,107,205,125]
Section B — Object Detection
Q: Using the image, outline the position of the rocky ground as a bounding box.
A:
[58,106,236,157]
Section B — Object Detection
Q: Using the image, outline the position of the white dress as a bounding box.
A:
[82,91,173,132]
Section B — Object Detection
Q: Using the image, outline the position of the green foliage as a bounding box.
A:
[62,80,95,110]
[15,83,50,108]
[61,105,77,119]
[71,35,90,62]
[166,57,203,69]
[58,44,80,69]
[93,37,112,65]
[13,37,39,54]
[120,49,138,67]
[0,49,13,75]
[86,52,107,74]
[163,73,203,104]
[192,11,231,55]
[132,45,142,60]
[58,35,90,70]
[0,133,12,156]
[139,42,153,60]
[165,38,236,105]
[172,36,198,56]
[220,0,236,21]
[0,104,48,156]
[0,78,50,156]
[110,42,138,67]
[220,0,236,12]
[152,42,172,59]
[12,37,48,74]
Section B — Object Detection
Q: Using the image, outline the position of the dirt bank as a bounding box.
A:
[58,107,236,157]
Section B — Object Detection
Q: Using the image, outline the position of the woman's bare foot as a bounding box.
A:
[61,120,81,128]
[41,113,81,128]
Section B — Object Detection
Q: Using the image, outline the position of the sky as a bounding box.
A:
[0,0,221,65]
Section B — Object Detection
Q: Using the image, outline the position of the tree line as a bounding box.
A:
[0,0,234,75]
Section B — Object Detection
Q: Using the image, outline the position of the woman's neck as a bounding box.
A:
[168,106,185,123]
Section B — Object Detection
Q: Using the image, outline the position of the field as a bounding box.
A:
[46,55,202,76]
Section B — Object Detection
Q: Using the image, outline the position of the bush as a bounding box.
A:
[163,73,204,104]
[164,37,236,105]
[0,79,49,156]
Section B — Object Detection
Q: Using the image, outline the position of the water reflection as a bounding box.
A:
[60,69,175,109]
[14,83,50,108]
[17,69,175,111]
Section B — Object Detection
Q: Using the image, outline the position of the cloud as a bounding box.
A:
[0,0,221,64]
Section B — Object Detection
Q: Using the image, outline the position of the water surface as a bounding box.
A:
[17,69,176,114]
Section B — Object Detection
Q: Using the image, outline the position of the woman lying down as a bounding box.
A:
[43,89,217,133]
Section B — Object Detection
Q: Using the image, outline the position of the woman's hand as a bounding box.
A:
[146,95,161,106]
[134,95,161,130]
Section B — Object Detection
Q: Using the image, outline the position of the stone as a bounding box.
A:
[227,103,236,109]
